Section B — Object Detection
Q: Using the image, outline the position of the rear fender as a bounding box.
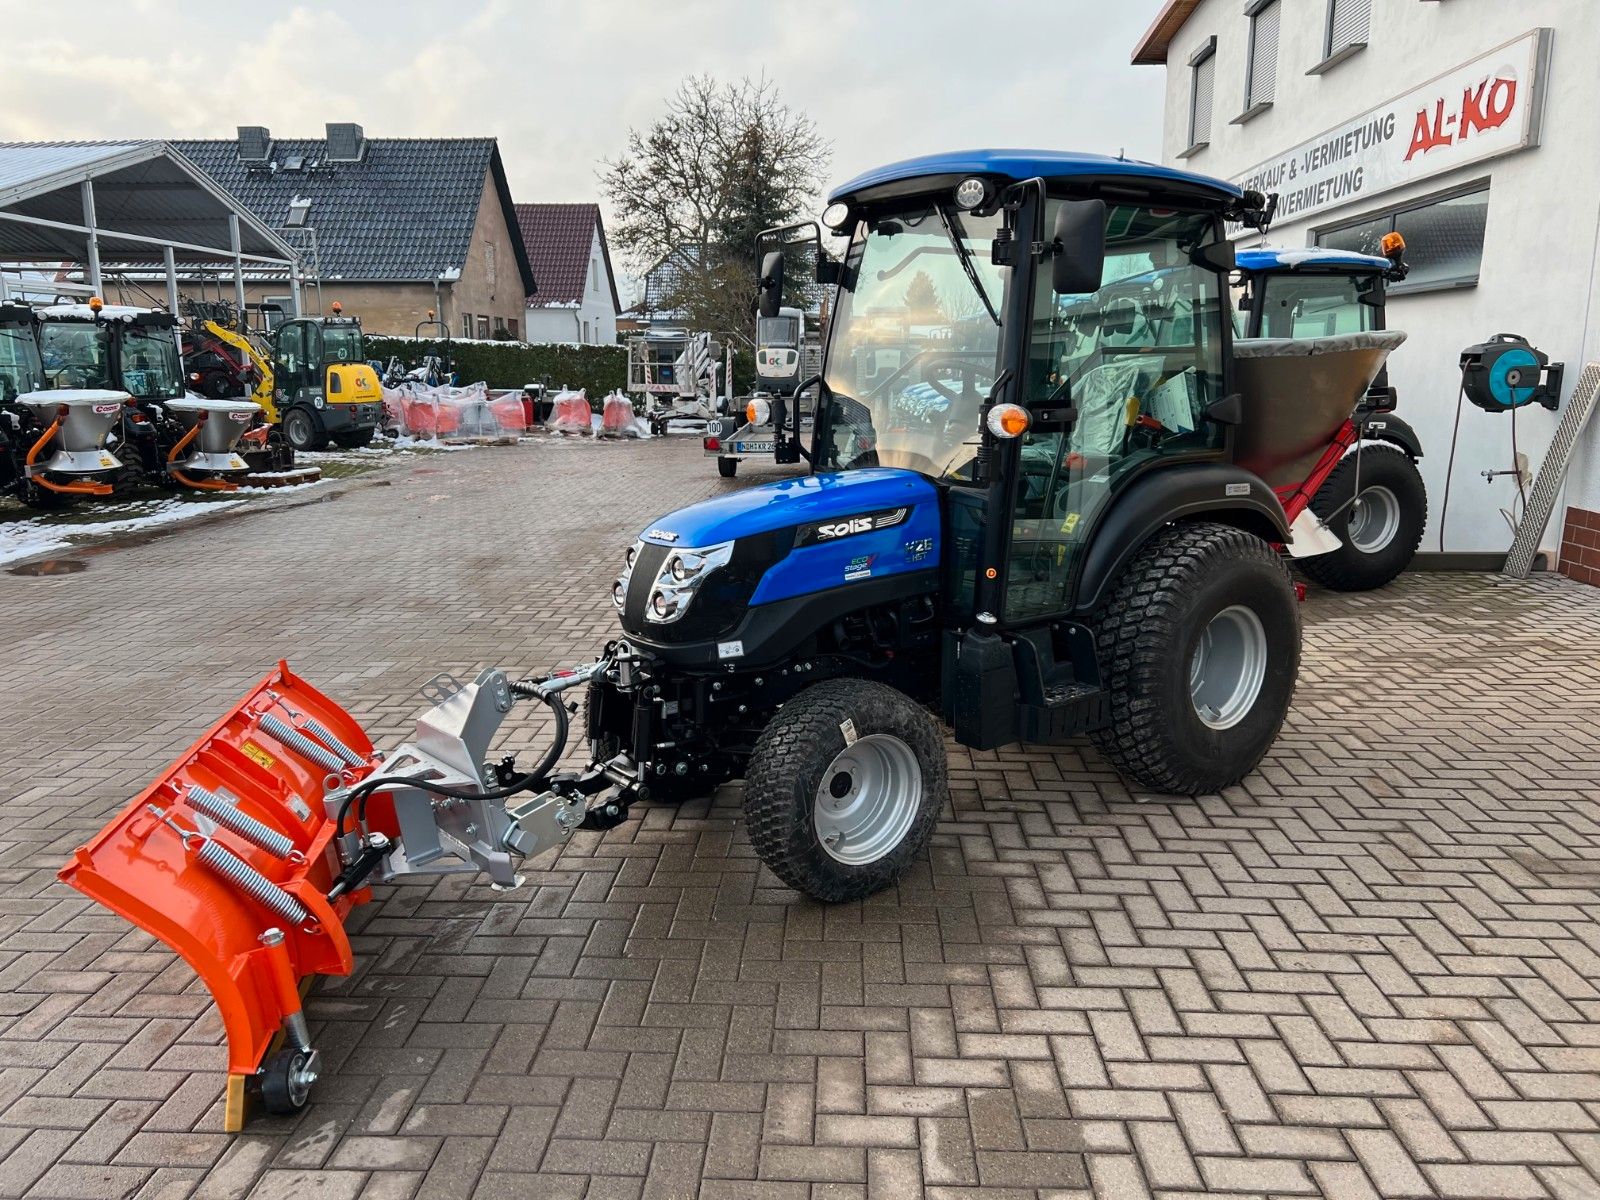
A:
[1358,412,1422,458]
[1074,463,1289,615]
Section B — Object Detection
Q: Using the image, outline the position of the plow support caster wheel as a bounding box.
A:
[260,1046,320,1115]
[742,678,947,902]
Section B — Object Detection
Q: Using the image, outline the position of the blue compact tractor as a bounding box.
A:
[568,150,1407,901]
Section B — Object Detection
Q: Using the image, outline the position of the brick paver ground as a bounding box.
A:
[2,437,1600,1199]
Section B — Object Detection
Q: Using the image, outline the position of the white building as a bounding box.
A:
[1135,0,1600,582]
[515,203,621,345]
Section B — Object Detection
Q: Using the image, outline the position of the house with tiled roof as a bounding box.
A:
[515,203,620,345]
[162,124,535,338]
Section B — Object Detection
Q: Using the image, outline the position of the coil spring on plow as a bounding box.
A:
[57,661,393,1130]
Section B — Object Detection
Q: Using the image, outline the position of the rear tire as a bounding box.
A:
[282,408,327,452]
[717,457,738,478]
[1298,447,1426,592]
[1091,522,1300,795]
[743,679,946,902]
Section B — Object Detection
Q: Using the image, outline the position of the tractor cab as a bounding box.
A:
[266,306,383,451]
[33,301,263,494]
[0,302,42,404]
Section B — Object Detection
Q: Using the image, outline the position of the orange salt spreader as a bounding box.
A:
[58,658,611,1128]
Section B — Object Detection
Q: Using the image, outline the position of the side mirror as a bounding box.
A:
[1051,200,1107,295]
[1190,240,1236,272]
[757,251,784,319]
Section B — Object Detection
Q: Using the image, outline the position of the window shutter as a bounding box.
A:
[1191,53,1216,145]
[1248,2,1280,105]
[1329,0,1371,54]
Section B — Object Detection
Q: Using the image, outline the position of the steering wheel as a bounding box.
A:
[917,353,991,409]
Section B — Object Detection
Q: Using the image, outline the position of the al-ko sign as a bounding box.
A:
[1234,29,1549,224]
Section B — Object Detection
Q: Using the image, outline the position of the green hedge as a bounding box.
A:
[365,337,760,400]
[365,337,627,395]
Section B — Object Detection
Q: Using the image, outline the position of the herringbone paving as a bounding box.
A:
[1,438,1598,1199]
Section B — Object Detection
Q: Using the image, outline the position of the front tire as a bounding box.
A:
[717,457,738,478]
[282,408,327,452]
[1091,522,1300,795]
[743,679,946,902]
[331,426,376,450]
[1299,447,1426,592]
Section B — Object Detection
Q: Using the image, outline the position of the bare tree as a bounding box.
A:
[601,75,830,338]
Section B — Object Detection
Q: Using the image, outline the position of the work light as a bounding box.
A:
[954,177,988,211]
[821,202,851,231]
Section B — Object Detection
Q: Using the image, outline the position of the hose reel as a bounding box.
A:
[1459,334,1563,413]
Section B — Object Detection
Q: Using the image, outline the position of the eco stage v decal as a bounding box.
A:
[794,506,909,547]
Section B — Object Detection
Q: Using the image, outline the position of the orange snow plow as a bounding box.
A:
[59,658,604,1127]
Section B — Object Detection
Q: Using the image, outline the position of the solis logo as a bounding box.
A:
[817,516,874,540]
[1405,72,1517,161]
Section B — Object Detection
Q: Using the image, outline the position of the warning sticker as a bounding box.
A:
[240,741,276,770]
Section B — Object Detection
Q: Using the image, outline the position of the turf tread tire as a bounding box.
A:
[743,678,946,902]
[1297,446,1426,592]
[1091,522,1299,796]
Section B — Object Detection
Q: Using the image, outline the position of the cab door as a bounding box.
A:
[1002,202,1231,625]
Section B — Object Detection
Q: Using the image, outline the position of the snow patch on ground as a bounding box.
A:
[0,499,246,566]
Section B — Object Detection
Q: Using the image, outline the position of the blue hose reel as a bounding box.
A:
[1459,334,1563,412]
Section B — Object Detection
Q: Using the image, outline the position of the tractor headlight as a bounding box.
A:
[955,177,989,211]
[821,201,852,231]
[614,539,644,610]
[645,540,734,625]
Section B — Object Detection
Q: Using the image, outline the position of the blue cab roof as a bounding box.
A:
[1236,247,1391,273]
[828,149,1243,205]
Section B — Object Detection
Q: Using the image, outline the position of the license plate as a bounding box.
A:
[732,441,774,454]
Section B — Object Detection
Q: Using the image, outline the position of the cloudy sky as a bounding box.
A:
[1,0,1167,275]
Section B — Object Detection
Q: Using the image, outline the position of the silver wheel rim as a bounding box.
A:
[1189,605,1268,731]
[813,733,922,866]
[1346,484,1400,554]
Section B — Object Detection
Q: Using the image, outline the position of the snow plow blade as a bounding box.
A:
[57,658,602,1128]
[57,662,386,1130]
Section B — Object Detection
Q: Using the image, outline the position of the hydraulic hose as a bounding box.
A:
[334,688,570,842]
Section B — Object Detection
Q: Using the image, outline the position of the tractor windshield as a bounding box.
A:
[120,326,184,400]
[322,325,364,364]
[819,204,1006,481]
[38,323,114,391]
[0,325,42,401]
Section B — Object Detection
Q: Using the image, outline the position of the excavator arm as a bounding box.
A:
[199,320,277,419]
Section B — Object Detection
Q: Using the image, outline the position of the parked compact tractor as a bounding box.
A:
[1,300,264,506]
[627,328,731,434]
[61,150,1408,1123]
[1232,240,1426,589]
[705,297,821,478]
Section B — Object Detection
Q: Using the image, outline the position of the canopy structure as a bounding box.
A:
[0,141,301,314]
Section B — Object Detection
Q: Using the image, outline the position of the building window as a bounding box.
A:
[582,320,591,344]
[1313,0,1371,73]
[1242,1,1278,115]
[486,243,497,291]
[506,317,518,340]
[477,316,491,340]
[1317,184,1489,294]
[1183,37,1217,157]
[462,313,473,338]
[591,259,599,293]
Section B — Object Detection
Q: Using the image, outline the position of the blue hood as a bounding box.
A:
[641,468,937,548]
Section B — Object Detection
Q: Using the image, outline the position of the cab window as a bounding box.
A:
[1256,273,1375,338]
